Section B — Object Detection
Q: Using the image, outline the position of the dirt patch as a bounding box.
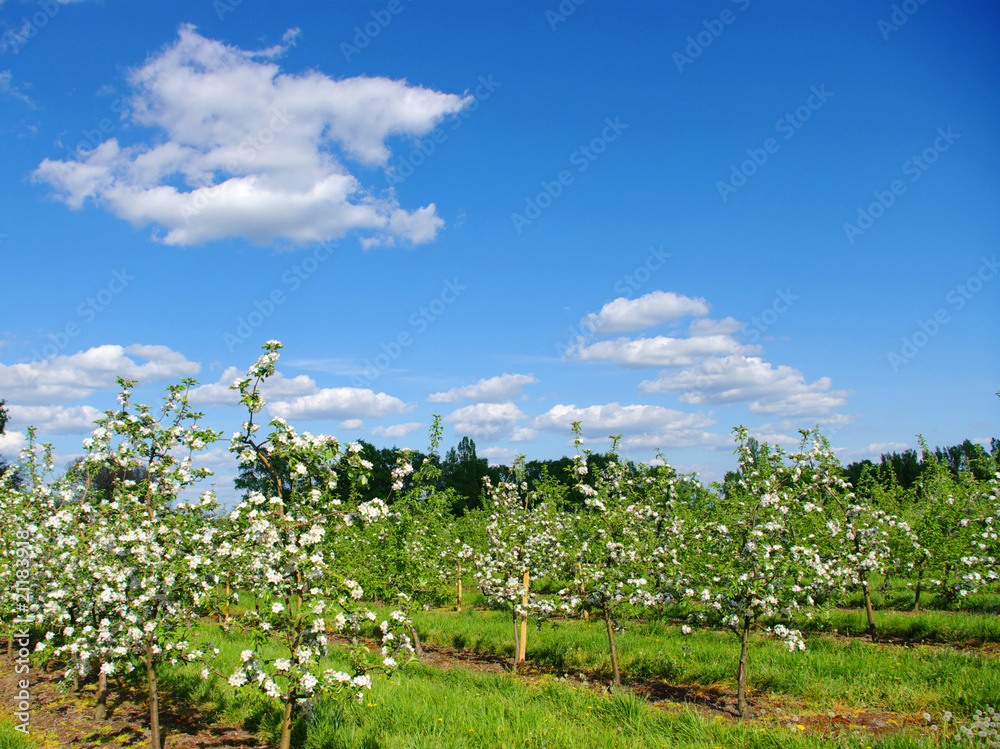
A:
[0,659,266,749]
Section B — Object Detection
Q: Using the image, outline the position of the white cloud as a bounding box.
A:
[186,366,243,406]
[622,430,731,450]
[533,402,715,435]
[0,430,25,456]
[194,445,238,468]
[748,389,851,418]
[834,441,912,462]
[428,373,537,403]
[0,344,199,405]
[339,419,364,430]
[444,402,527,441]
[533,402,723,451]
[510,426,537,443]
[269,387,409,421]
[580,291,711,335]
[569,334,757,368]
[32,25,471,247]
[188,367,317,407]
[371,422,425,439]
[688,316,743,337]
[480,446,517,465]
[639,355,852,417]
[7,405,102,435]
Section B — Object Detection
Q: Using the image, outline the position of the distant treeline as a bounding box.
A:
[235,433,1000,515]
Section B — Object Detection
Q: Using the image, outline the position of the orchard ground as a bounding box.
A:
[3,582,998,749]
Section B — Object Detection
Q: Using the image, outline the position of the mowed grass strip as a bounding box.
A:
[156,625,972,749]
[401,606,1000,715]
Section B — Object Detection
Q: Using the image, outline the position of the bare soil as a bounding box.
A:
[0,659,267,749]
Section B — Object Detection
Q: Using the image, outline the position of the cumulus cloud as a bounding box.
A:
[370,422,424,439]
[834,441,912,462]
[480,446,517,465]
[0,344,199,405]
[569,334,757,368]
[688,316,743,337]
[510,426,537,443]
[188,366,317,407]
[6,405,102,435]
[32,24,471,247]
[443,402,527,441]
[638,355,851,417]
[269,387,410,421]
[339,419,364,430]
[428,373,537,403]
[533,402,722,451]
[622,430,731,450]
[0,430,25,456]
[580,291,711,336]
[533,402,715,435]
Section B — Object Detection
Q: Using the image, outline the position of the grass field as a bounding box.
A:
[6,585,999,748]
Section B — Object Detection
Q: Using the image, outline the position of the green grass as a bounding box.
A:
[9,609,966,749]
[0,720,35,749]
[790,606,1000,643]
[128,585,1000,747]
[400,607,1000,715]
[148,623,996,749]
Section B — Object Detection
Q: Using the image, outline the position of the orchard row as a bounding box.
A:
[1,341,996,747]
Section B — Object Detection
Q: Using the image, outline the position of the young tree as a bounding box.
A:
[687,428,830,718]
[475,458,563,671]
[903,437,983,609]
[211,342,410,749]
[36,377,221,746]
[562,427,666,688]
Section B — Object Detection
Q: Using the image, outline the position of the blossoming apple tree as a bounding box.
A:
[210,341,411,749]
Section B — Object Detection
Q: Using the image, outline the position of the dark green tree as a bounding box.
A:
[441,436,488,513]
[0,400,22,488]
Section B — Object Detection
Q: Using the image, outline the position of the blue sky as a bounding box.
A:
[1,0,997,498]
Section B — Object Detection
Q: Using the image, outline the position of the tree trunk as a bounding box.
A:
[736,615,751,719]
[278,691,296,749]
[456,563,463,611]
[6,633,11,659]
[913,567,924,612]
[511,608,520,673]
[144,639,163,749]
[225,572,231,622]
[518,570,529,663]
[578,563,589,621]
[861,579,877,641]
[410,626,424,659]
[603,604,621,688]
[95,669,109,720]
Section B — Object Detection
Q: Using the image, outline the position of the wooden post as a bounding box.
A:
[518,570,529,663]
[511,609,520,672]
